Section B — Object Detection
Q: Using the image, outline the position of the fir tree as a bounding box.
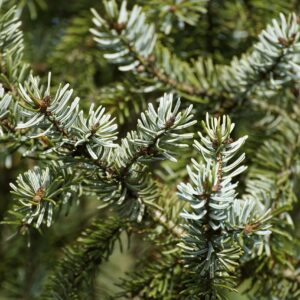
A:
[0,1,300,299]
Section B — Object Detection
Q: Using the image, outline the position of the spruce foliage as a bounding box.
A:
[0,1,300,299]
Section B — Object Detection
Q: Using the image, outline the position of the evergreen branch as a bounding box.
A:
[242,254,300,299]
[117,251,183,299]
[90,0,210,101]
[0,85,13,133]
[141,0,208,35]
[177,114,250,298]
[144,44,208,100]
[0,84,38,167]
[13,73,118,168]
[0,7,117,167]
[235,113,300,298]
[43,216,125,300]
[0,4,30,92]
[221,13,300,109]
[1,0,47,19]
[148,184,188,239]
[90,93,196,221]
[17,73,80,137]
[92,7,300,108]
[116,93,195,171]
[90,0,157,72]
[179,114,248,226]
[4,56,195,227]
[1,3,300,299]
[3,162,81,228]
[117,185,187,299]
[95,82,147,124]
[0,5,23,60]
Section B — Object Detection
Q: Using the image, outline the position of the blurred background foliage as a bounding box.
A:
[1,0,300,299]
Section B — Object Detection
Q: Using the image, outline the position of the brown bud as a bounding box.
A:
[212,184,221,192]
[244,224,254,235]
[169,5,177,13]
[39,96,51,113]
[32,187,45,203]
[278,37,289,47]
[111,22,126,34]
[148,54,156,63]
[136,64,145,73]
[165,116,176,128]
[212,139,219,148]
[91,122,100,134]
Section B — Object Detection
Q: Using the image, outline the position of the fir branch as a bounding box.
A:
[88,94,195,222]
[90,0,210,101]
[116,94,195,176]
[2,3,300,299]
[0,4,30,93]
[235,113,300,298]
[142,0,208,35]
[221,13,300,110]
[92,6,300,108]
[178,114,249,298]
[43,216,125,300]
[3,162,81,228]
[11,72,118,171]
[117,251,183,299]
